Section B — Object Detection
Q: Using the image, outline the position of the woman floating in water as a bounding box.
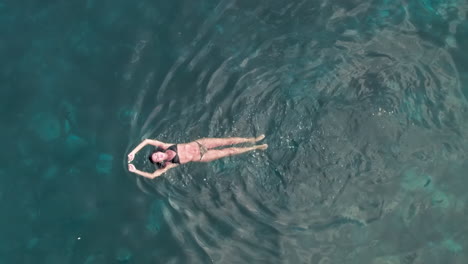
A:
[127,135,267,178]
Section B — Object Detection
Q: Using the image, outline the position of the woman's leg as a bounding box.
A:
[196,134,265,149]
[197,144,268,162]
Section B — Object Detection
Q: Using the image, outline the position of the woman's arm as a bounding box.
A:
[145,139,173,149]
[129,140,149,155]
[128,139,172,162]
[128,163,178,179]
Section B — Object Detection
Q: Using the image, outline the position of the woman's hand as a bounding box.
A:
[128,153,135,163]
[128,164,136,173]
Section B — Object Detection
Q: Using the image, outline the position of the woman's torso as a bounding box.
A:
[166,142,201,164]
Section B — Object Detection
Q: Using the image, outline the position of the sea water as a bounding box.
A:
[1,0,468,263]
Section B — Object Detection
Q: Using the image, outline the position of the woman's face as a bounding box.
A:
[152,152,166,162]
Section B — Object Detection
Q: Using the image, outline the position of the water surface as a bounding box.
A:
[1,0,468,263]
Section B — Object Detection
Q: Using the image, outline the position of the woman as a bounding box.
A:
[127,135,267,178]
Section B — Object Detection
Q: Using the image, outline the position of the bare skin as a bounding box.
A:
[127,135,267,179]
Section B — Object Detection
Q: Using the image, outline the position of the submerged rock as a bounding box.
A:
[401,169,433,191]
[60,101,77,126]
[65,134,88,153]
[116,247,132,262]
[431,190,451,209]
[402,169,456,210]
[442,239,463,253]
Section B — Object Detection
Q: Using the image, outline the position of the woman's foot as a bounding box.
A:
[255,144,268,150]
[254,134,265,142]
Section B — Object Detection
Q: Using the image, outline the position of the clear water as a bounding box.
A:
[1,0,468,263]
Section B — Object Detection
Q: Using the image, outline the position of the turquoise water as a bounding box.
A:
[1,0,468,263]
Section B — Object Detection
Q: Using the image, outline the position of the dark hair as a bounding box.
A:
[149,147,166,169]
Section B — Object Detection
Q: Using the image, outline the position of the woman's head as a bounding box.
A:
[149,151,167,163]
